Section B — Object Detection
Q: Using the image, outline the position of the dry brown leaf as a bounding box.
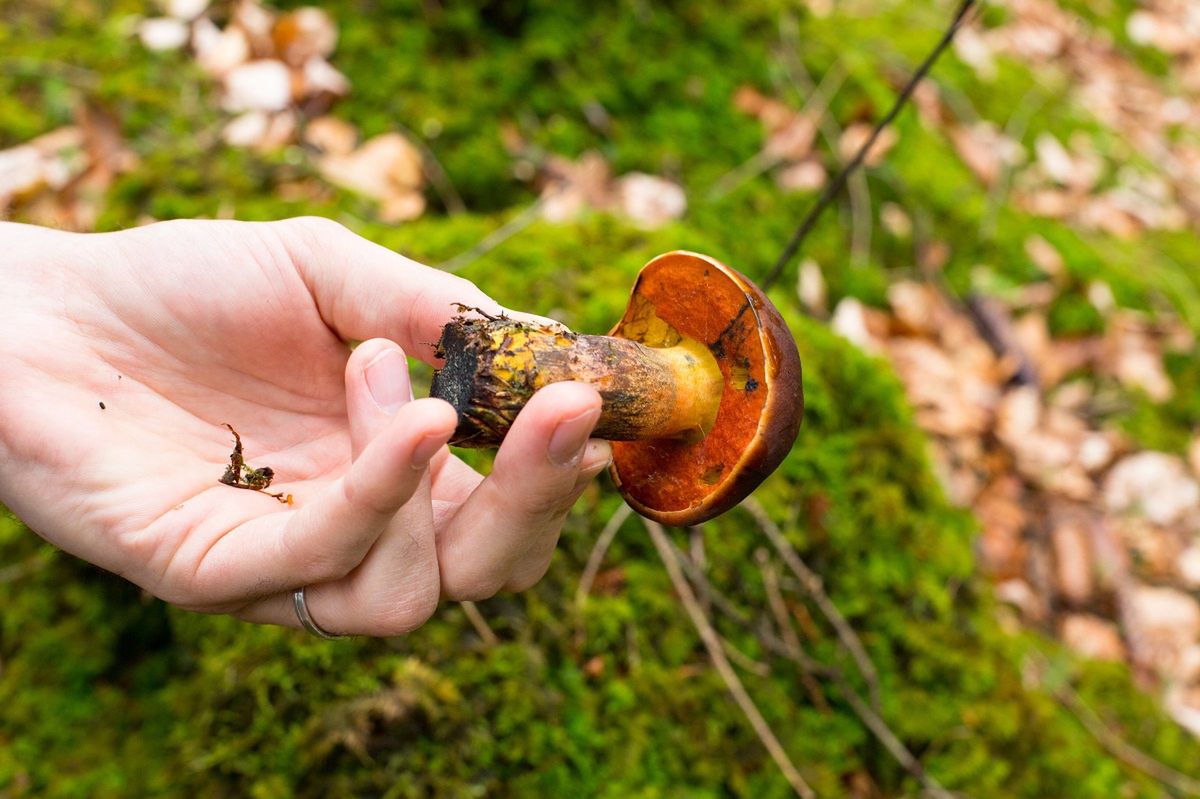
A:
[1104,452,1199,526]
[830,297,885,356]
[167,0,210,21]
[879,202,912,237]
[222,59,293,113]
[614,173,686,229]
[837,122,897,167]
[1102,312,1173,401]
[192,17,251,77]
[138,17,190,52]
[1180,545,1200,591]
[304,115,357,156]
[1060,614,1126,661]
[764,114,818,162]
[796,259,827,316]
[318,132,426,222]
[1024,234,1065,280]
[1052,519,1094,604]
[272,7,337,67]
[950,122,1023,186]
[977,476,1029,580]
[774,159,826,193]
[1124,584,1200,680]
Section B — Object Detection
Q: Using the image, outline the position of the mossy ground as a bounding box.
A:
[3,0,1200,796]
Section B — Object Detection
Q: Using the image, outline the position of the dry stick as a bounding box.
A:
[706,64,847,202]
[575,502,634,610]
[460,601,500,646]
[437,184,564,273]
[644,519,817,799]
[722,636,773,677]
[742,497,883,714]
[830,670,959,799]
[662,523,962,799]
[777,20,872,270]
[1030,653,1200,797]
[762,0,978,291]
[758,551,835,710]
[758,550,831,714]
[394,121,467,215]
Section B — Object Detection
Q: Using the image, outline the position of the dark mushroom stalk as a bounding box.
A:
[430,251,804,525]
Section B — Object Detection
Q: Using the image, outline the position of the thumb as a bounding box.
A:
[346,338,413,459]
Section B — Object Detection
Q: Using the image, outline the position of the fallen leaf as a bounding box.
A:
[838,122,897,167]
[1104,452,1199,526]
[614,172,686,228]
[304,115,357,155]
[223,59,293,113]
[272,7,337,67]
[138,17,190,51]
[1060,613,1125,661]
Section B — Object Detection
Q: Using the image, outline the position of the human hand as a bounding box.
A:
[0,218,610,636]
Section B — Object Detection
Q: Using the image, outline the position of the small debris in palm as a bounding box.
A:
[219,423,293,505]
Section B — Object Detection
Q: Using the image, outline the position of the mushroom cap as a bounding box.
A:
[608,251,803,525]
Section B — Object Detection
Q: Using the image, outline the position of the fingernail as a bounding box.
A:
[578,440,613,475]
[411,432,446,471]
[365,348,410,415]
[548,407,601,467]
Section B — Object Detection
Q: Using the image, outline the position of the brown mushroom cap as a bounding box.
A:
[607,251,803,526]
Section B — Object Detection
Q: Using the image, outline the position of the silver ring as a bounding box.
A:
[293,586,347,639]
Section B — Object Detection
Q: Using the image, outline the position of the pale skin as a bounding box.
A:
[0,217,611,636]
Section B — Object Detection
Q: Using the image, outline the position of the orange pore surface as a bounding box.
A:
[611,251,773,516]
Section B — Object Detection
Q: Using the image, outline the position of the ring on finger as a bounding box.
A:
[293,586,347,640]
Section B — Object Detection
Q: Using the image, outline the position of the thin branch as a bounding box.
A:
[706,64,846,201]
[436,186,561,273]
[575,502,634,610]
[778,23,872,270]
[393,120,467,215]
[658,519,963,799]
[644,519,817,799]
[460,601,499,646]
[723,636,773,677]
[1031,653,1200,796]
[762,0,978,290]
[742,497,883,714]
[759,549,831,713]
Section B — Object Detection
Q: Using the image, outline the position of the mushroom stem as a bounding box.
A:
[430,316,724,448]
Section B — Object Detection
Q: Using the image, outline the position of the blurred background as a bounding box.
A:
[3,0,1200,796]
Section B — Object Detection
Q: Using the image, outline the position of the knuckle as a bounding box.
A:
[342,474,405,522]
[358,579,440,636]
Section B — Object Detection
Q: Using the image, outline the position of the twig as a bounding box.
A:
[436,186,561,273]
[690,525,711,614]
[742,497,883,714]
[758,549,831,713]
[778,22,872,270]
[706,64,846,201]
[575,502,634,610]
[830,669,959,799]
[644,519,817,799]
[1031,653,1200,796]
[393,120,467,215]
[658,520,963,798]
[723,636,773,677]
[762,0,978,290]
[460,601,499,646]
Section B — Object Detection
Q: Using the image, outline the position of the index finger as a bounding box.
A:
[274,216,561,363]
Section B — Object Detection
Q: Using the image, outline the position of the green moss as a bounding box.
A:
[3,0,1200,795]
[4,221,1200,796]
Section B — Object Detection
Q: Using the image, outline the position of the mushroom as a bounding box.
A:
[429,250,803,525]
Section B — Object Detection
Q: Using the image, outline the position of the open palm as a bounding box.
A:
[0,218,609,636]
